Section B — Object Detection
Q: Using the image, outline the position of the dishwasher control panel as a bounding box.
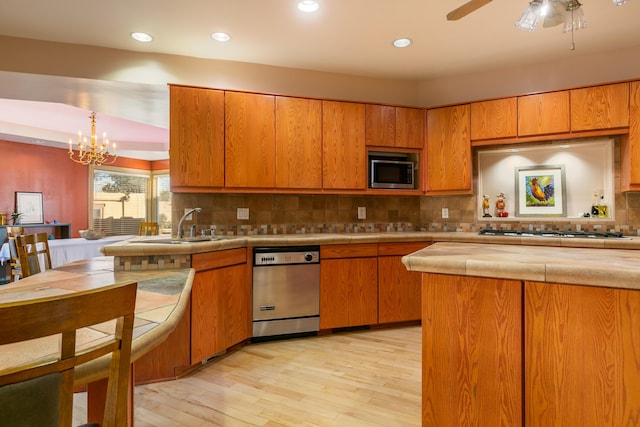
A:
[253,246,320,266]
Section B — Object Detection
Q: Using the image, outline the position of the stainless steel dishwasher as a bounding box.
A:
[252,246,320,339]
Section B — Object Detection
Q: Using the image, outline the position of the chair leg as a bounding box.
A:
[86,367,135,427]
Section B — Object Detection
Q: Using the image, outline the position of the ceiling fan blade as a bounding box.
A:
[447,0,492,21]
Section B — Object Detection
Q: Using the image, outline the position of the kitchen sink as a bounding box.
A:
[130,236,233,244]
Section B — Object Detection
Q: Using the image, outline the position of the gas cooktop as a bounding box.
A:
[478,229,628,239]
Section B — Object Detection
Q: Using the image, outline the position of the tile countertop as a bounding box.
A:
[100,231,640,257]
[402,241,640,290]
[0,256,195,386]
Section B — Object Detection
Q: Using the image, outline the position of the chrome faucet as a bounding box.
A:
[177,207,202,239]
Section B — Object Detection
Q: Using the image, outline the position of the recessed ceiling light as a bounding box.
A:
[130,32,153,43]
[393,38,412,48]
[211,32,231,42]
[298,1,320,12]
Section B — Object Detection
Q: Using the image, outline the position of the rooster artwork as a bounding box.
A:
[526,175,555,206]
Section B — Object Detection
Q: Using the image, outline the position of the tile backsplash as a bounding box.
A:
[172,191,640,236]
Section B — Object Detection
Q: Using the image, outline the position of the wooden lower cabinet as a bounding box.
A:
[422,273,640,427]
[525,281,640,427]
[191,260,249,364]
[377,242,429,323]
[320,244,377,329]
[422,273,522,427]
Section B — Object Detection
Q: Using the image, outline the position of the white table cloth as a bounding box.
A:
[48,235,133,268]
[0,243,9,265]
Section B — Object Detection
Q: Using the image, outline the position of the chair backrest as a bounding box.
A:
[138,221,159,236]
[0,281,137,427]
[6,226,24,280]
[16,232,52,277]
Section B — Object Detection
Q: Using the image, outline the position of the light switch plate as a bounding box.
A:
[237,208,249,220]
[357,206,366,220]
[442,208,449,219]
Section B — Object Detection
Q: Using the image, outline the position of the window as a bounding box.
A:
[90,167,171,236]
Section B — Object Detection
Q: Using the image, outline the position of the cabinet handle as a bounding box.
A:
[260,305,276,311]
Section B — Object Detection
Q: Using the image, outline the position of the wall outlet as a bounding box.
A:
[357,206,366,220]
[237,208,249,220]
[184,208,194,220]
[441,208,449,219]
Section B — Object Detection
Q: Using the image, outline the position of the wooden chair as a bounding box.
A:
[6,226,24,281]
[15,232,52,278]
[138,221,159,236]
[0,281,137,427]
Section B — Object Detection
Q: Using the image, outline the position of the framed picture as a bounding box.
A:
[15,191,44,224]
[515,165,566,217]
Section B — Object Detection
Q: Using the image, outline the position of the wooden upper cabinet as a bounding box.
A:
[366,105,425,149]
[470,98,517,140]
[225,91,276,188]
[169,85,225,190]
[365,104,395,148]
[426,104,472,194]
[322,100,367,189]
[395,107,425,149]
[570,83,630,131]
[275,96,323,189]
[621,81,640,191]
[518,91,570,137]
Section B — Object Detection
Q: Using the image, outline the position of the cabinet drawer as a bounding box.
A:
[192,248,247,271]
[321,243,377,259]
[378,242,431,257]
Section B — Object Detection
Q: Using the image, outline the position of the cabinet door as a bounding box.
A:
[169,86,224,189]
[518,91,570,137]
[621,81,640,191]
[470,98,517,140]
[426,105,472,194]
[396,107,425,149]
[320,257,377,329]
[275,96,323,189]
[365,104,395,148]
[191,263,249,363]
[570,83,630,131]
[422,273,522,427]
[378,242,428,323]
[225,91,276,188]
[525,281,640,427]
[322,100,367,189]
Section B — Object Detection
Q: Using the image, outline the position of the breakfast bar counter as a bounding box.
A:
[402,242,640,427]
[0,256,194,386]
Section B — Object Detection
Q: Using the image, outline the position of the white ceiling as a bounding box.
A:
[1,0,639,160]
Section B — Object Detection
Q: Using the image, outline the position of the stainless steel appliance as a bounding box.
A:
[369,156,416,189]
[252,246,320,338]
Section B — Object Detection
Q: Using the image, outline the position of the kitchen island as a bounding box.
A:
[402,242,640,427]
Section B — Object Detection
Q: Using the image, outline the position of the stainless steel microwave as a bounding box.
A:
[369,159,415,189]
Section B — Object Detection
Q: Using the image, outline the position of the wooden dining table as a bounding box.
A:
[0,256,194,426]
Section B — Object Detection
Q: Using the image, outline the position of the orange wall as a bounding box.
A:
[0,140,155,237]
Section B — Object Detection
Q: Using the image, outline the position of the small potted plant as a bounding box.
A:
[11,212,22,225]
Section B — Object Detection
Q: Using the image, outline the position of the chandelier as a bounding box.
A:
[68,112,117,166]
[516,0,630,49]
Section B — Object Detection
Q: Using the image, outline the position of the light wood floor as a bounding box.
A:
[75,325,421,426]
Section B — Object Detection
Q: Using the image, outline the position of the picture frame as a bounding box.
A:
[15,191,44,224]
[515,165,566,217]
